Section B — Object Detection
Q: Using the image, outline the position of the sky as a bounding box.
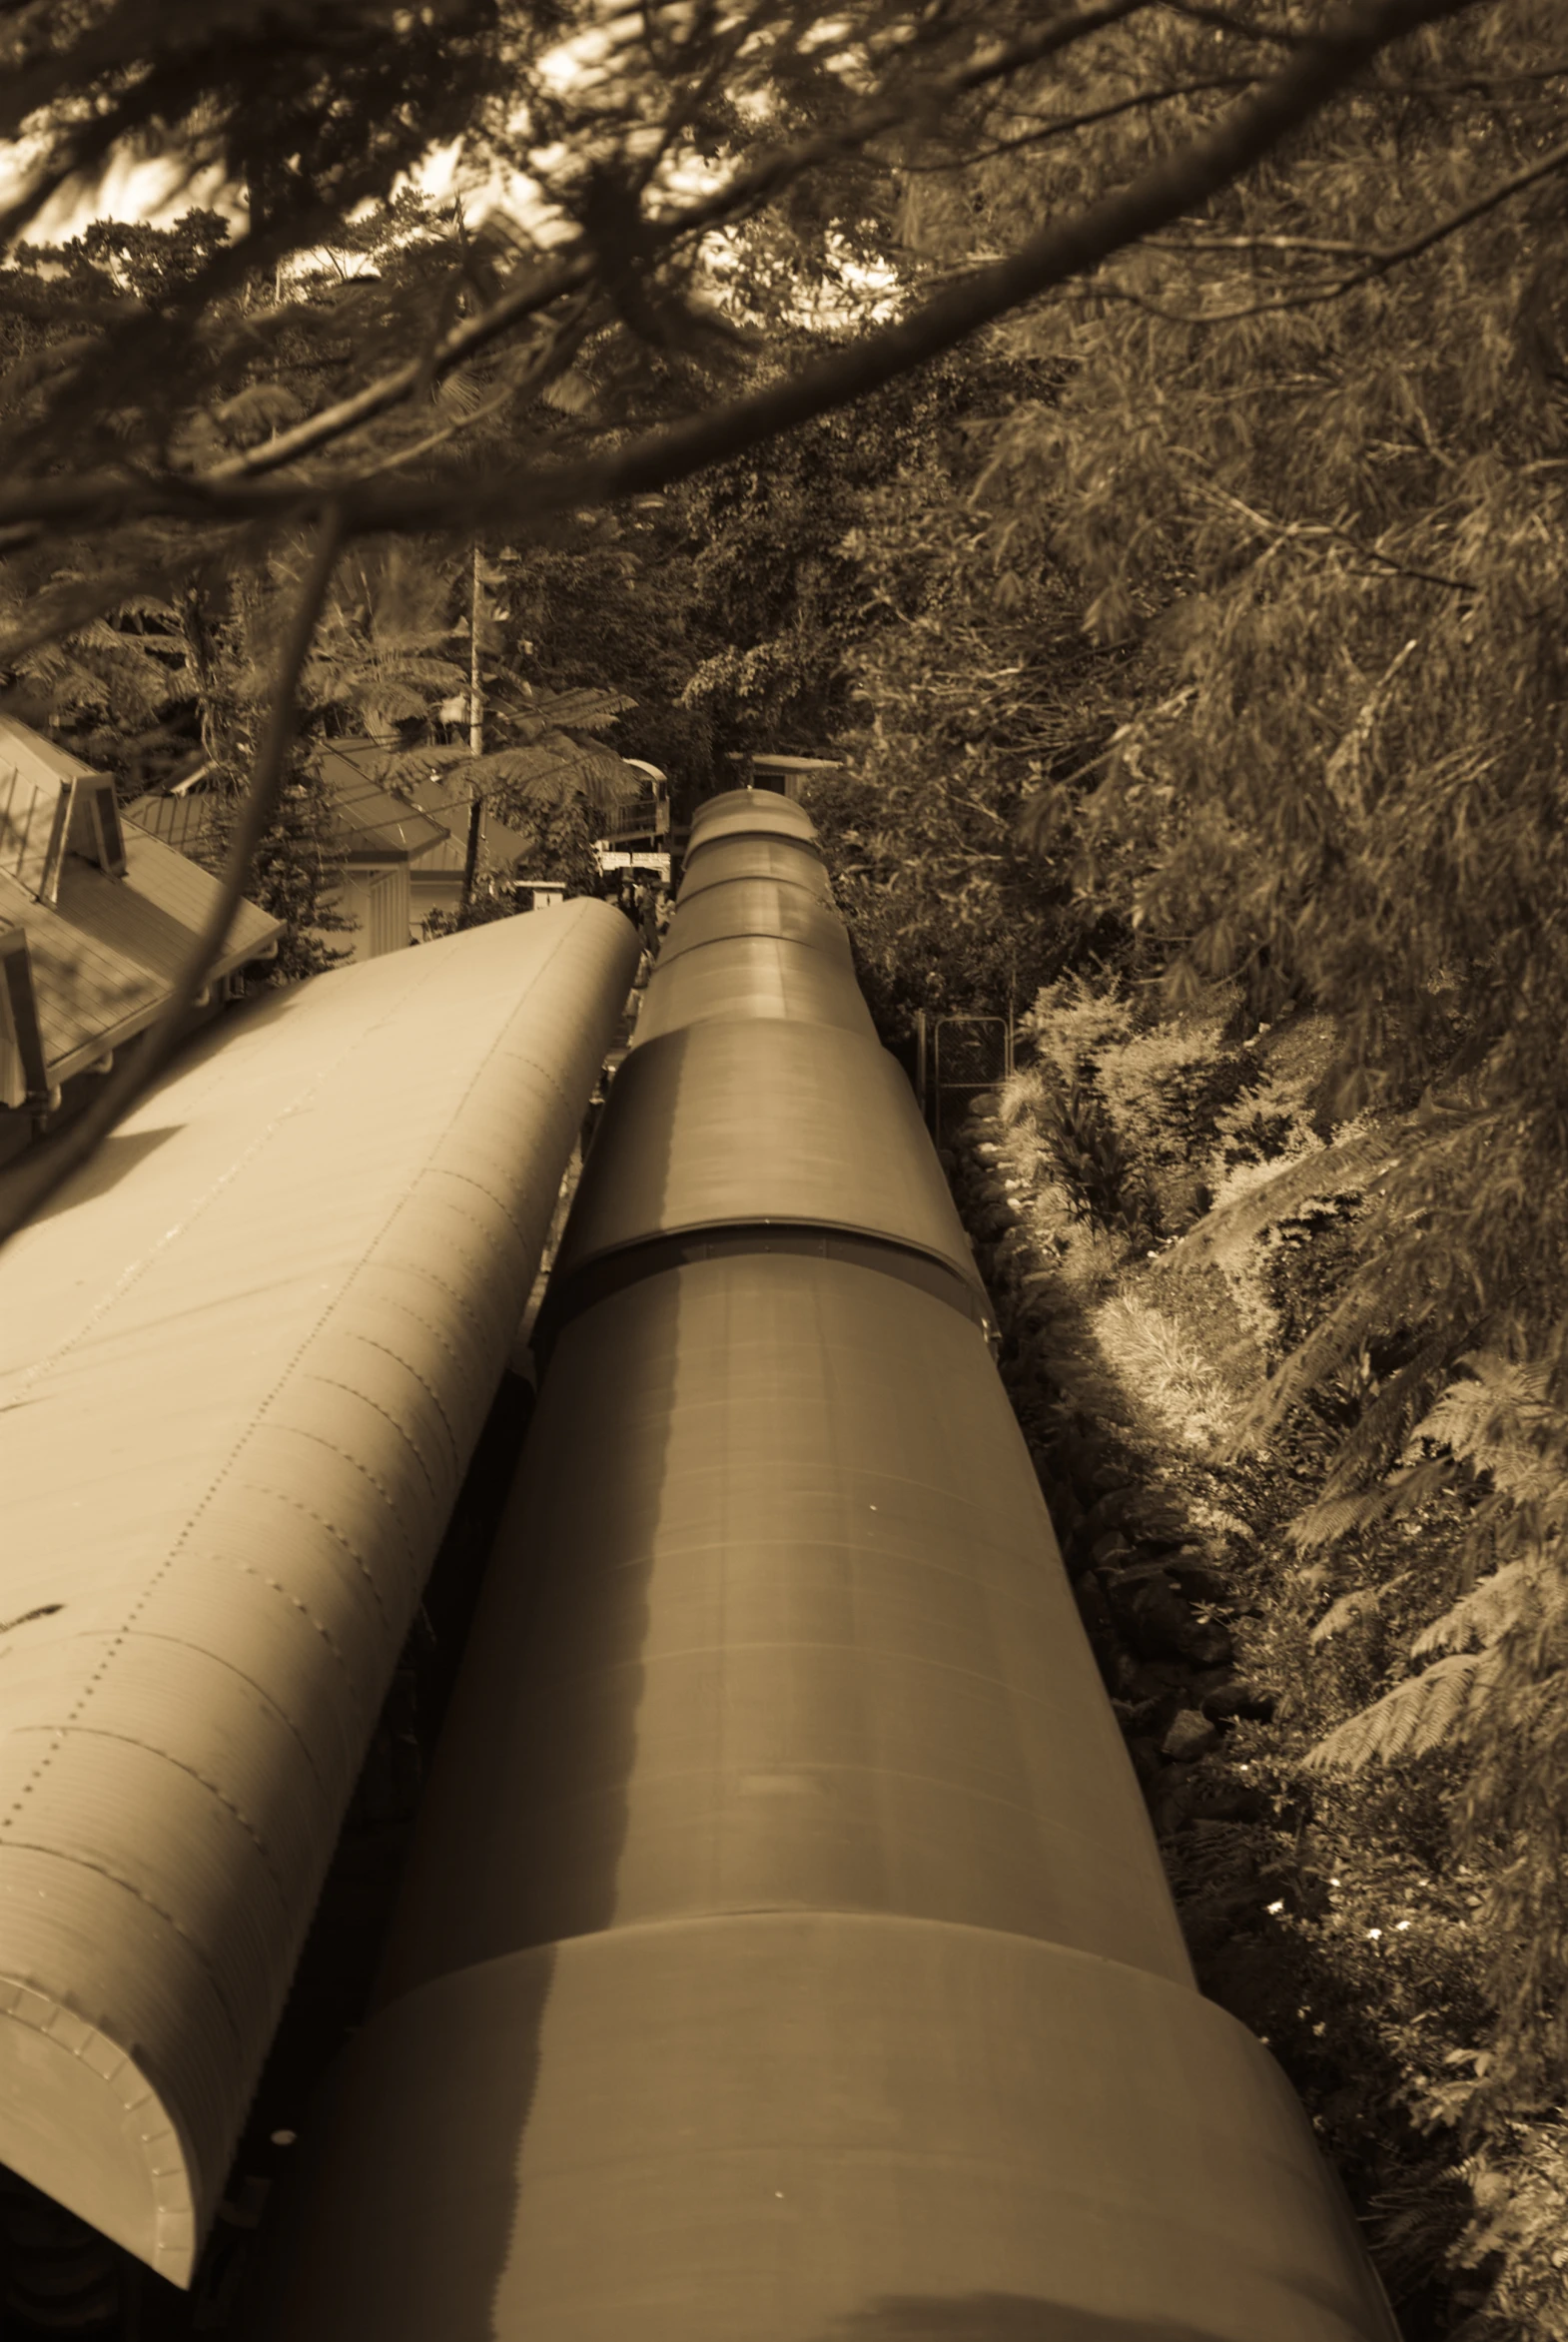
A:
[0,14,897,325]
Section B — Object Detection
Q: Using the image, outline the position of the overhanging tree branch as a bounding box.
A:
[1096,130,1568,322]
[27,0,1159,496]
[894,73,1258,171]
[0,0,1486,549]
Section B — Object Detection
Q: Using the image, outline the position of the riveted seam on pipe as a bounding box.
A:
[325,1332,462,1484]
[3,1728,288,1894]
[0,1849,245,2053]
[233,1482,393,1631]
[91,1632,333,1811]
[228,1566,350,1672]
[247,1427,424,1585]
[295,1372,443,1511]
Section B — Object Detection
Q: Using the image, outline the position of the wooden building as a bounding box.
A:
[0,716,282,1161]
[125,742,456,963]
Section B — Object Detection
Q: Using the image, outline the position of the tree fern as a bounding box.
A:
[1403,1351,1568,1508]
[1288,1457,1457,1556]
[1409,1560,1537,1659]
[1302,1648,1503,1775]
[1309,1582,1401,1646]
[1291,1348,1460,1545]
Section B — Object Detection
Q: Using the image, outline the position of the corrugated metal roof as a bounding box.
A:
[124,750,451,867]
[0,902,639,2286]
[0,824,284,1082]
[309,743,450,861]
[0,713,98,789]
[393,765,536,880]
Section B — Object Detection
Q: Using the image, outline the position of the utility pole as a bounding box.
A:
[459,542,483,913]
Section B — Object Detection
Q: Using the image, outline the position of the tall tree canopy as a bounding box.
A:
[4,0,1552,1242]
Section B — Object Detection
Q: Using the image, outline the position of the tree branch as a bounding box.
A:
[1191,475,1478,591]
[896,73,1257,171]
[0,0,1485,550]
[321,0,1489,541]
[355,294,603,479]
[0,502,345,1252]
[167,0,1156,489]
[1096,130,1568,322]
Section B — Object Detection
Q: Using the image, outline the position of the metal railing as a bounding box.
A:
[599,789,669,841]
[919,1012,1014,1149]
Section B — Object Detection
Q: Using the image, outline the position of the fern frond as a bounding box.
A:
[1302,1647,1502,1774]
[1290,1495,1381,1555]
[1311,1336,1455,1505]
[1405,1358,1568,1504]
[1167,1121,1397,1277]
[1409,1560,1537,1657]
[1309,1583,1396,1643]
[523,685,634,732]
[1222,1278,1387,1460]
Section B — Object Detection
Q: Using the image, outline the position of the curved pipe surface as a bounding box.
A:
[659,877,852,967]
[241,817,1404,2342]
[541,1020,991,1341]
[0,904,637,2282]
[373,1256,1191,2003]
[675,834,830,900]
[684,788,820,852]
[245,1914,1404,2342]
[632,935,875,1045]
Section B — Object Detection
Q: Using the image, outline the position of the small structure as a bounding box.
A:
[382,758,537,939]
[0,716,282,1155]
[299,741,452,960]
[126,741,456,963]
[592,759,669,883]
[725,752,843,802]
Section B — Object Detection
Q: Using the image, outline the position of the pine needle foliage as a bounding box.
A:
[886,0,1568,2220]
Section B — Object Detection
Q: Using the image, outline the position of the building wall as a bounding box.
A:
[409,869,465,941]
[367,866,410,960]
[328,865,413,962]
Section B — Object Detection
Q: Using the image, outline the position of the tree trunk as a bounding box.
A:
[460,543,483,911]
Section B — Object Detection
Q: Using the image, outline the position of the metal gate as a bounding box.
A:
[928,1014,1012,1149]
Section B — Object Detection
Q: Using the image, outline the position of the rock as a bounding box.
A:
[1163,1709,1221,1762]
[1200,1679,1277,1725]
[1076,1486,1145,1544]
[1190,1665,1236,1699]
[1091,1530,1133,1570]
[1073,1571,1114,1641]
[1186,1621,1236,1669]
[1186,1774,1270,1825]
[1159,1545,1231,1604]
[1124,1660,1190,1700]
[1100,1561,1235,1667]
[1113,1491,1189,1543]
[1126,1689,1187,1744]
[1089,1636,1125,1699]
[1102,1565,1206,1664]
[973,1141,1004,1162]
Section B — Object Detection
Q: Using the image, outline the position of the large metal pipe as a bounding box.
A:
[0,903,637,2284]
